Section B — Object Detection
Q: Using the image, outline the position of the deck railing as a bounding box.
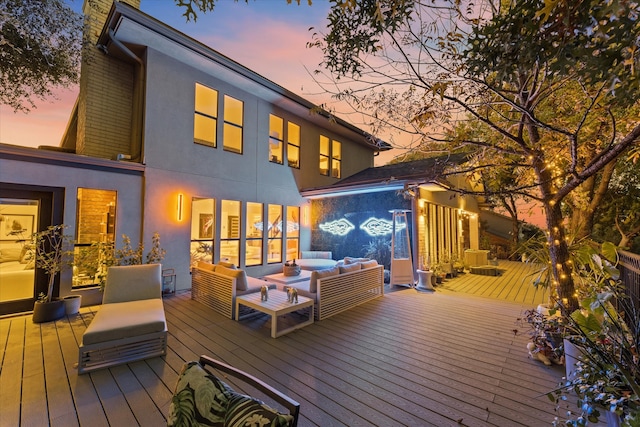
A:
[618,250,640,330]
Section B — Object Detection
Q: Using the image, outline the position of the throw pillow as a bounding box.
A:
[167,361,231,427]
[217,260,237,269]
[309,265,340,293]
[24,259,35,270]
[216,266,248,291]
[225,391,294,427]
[197,261,216,272]
[0,247,22,263]
[19,244,34,264]
[339,263,361,274]
[360,259,378,269]
[344,256,370,265]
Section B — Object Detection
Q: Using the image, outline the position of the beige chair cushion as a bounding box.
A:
[82,299,166,345]
[309,265,340,293]
[103,264,162,304]
[216,266,248,291]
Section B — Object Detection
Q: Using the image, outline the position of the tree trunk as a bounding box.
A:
[573,160,617,240]
[545,202,578,311]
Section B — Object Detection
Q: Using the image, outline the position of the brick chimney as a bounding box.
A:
[76,0,142,160]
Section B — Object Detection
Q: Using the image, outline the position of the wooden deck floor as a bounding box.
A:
[2,261,578,427]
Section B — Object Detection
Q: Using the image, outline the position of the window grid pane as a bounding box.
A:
[267,204,282,264]
[223,95,243,153]
[287,122,300,168]
[221,200,241,266]
[246,202,263,266]
[269,114,284,164]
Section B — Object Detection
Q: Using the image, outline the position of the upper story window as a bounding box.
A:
[269,114,283,164]
[223,95,243,154]
[319,136,341,178]
[194,83,218,147]
[332,140,342,178]
[287,122,300,168]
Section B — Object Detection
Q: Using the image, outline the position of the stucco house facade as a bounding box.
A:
[0,0,482,316]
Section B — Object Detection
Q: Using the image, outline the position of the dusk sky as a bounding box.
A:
[0,1,401,165]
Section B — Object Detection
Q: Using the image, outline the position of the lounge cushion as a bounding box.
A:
[339,263,361,274]
[360,259,379,269]
[309,265,340,293]
[82,299,166,345]
[216,266,248,291]
[168,361,294,427]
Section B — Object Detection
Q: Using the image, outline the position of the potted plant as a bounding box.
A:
[32,224,72,323]
[549,289,639,425]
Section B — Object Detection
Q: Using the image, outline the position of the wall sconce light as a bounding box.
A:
[177,193,184,221]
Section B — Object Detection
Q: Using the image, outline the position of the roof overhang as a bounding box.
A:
[301,180,447,199]
[97,2,391,152]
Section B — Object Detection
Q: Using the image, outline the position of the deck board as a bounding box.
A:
[1,260,580,426]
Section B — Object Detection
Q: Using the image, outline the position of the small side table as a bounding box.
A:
[416,269,434,291]
[162,268,176,296]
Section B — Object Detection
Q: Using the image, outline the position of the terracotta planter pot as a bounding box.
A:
[32,299,65,323]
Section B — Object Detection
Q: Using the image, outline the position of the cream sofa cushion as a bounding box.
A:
[309,265,340,293]
[216,265,248,291]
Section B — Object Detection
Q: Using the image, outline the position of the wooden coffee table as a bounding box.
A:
[235,291,314,338]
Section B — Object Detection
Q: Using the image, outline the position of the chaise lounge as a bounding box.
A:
[77,264,167,374]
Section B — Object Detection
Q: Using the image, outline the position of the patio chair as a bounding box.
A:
[169,355,300,426]
[77,264,167,374]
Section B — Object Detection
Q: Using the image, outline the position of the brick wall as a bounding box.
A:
[76,188,117,244]
[77,0,141,159]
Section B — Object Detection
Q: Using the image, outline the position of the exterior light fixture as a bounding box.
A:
[177,193,184,221]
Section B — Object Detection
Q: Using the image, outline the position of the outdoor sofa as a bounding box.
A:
[191,261,276,319]
[281,258,384,320]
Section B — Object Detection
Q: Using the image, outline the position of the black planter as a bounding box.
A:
[32,299,66,323]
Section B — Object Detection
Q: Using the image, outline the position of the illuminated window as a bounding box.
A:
[267,204,282,263]
[190,197,215,267]
[319,136,341,177]
[194,83,218,147]
[287,122,300,168]
[319,135,330,176]
[245,202,263,266]
[269,114,283,164]
[286,206,300,261]
[332,140,341,178]
[221,200,241,266]
[73,188,117,288]
[223,95,243,154]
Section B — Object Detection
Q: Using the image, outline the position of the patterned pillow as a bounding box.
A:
[225,391,294,427]
[168,361,294,427]
[168,361,230,426]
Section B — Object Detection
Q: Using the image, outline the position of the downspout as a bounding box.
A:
[107,29,145,163]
